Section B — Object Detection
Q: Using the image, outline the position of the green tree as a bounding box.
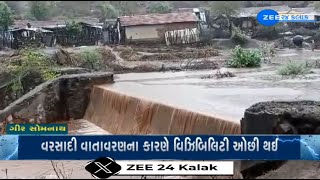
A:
[146,2,172,14]
[210,1,242,34]
[109,1,139,16]
[66,21,82,37]
[29,1,50,20]
[0,2,14,31]
[97,3,119,22]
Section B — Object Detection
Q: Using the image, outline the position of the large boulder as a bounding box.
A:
[292,35,304,47]
[241,101,320,134]
[240,101,320,178]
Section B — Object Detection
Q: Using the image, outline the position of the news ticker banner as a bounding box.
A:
[1,135,320,161]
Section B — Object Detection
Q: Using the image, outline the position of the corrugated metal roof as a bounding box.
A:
[9,27,53,33]
[120,12,199,27]
[12,18,100,29]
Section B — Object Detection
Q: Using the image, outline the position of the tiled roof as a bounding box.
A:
[120,12,199,27]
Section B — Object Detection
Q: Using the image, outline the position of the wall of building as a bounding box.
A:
[125,22,198,42]
[125,24,163,41]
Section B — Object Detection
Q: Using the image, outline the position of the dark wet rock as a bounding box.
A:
[293,35,304,47]
[303,36,313,43]
[241,101,320,135]
[314,127,320,134]
[276,37,296,49]
[296,123,314,134]
[240,101,320,178]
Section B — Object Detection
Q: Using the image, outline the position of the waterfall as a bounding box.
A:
[84,85,240,135]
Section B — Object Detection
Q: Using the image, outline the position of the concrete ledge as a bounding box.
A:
[241,101,320,134]
[0,72,114,123]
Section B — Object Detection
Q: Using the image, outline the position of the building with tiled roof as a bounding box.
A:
[119,12,199,42]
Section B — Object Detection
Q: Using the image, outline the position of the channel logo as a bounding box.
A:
[85,157,122,179]
[257,9,317,26]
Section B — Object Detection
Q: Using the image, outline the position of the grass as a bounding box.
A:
[277,61,311,76]
[6,50,60,95]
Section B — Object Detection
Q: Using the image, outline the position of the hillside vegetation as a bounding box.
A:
[2,1,312,21]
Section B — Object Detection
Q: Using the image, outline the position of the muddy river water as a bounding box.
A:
[110,66,320,122]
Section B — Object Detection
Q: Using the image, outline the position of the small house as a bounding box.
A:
[119,12,199,44]
[10,27,54,49]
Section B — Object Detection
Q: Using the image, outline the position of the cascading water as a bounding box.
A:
[84,85,240,135]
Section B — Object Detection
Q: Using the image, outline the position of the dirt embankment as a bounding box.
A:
[0,41,226,74]
[113,45,220,62]
[0,45,224,111]
[52,45,224,74]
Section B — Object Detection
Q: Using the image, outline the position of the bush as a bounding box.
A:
[79,50,103,71]
[7,49,60,94]
[16,50,60,81]
[227,45,262,68]
[277,61,311,76]
[231,26,246,45]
